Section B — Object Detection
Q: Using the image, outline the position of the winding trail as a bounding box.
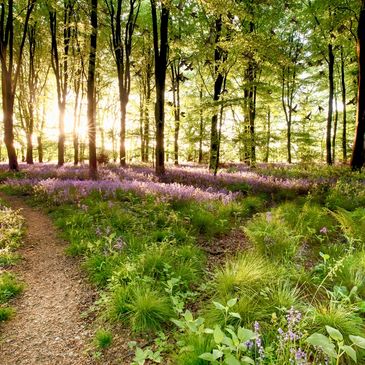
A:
[0,194,95,365]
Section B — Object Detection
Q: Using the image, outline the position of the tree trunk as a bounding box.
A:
[341,46,347,162]
[327,43,334,165]
[333,88,338,163]
[143,66,151,162]
[151,0,169,175]
[0,0,35,170]
[88,0,98,180]
[199,88,204,164]
[171,62,181,166]
[264,107,271,163]
[209,16,226,172]
[351,0,365,170]
[3,94,18,170]
[26,133,33,164]
[37,136,43,163]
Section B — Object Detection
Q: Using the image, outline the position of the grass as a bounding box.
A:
[0,273,24,304]
[94,329,113,349]
[0,306,14,321]
[4,165,365,363]
[110,283,174,333]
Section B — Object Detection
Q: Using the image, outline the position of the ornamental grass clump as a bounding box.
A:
[309,304,364,339]
[214,252,276,297]
[109,283,174,333]
[244,212,301,262]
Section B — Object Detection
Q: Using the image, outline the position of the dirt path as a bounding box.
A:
[0,194,95,365]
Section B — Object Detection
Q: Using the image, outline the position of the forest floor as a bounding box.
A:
[0,193,96,365]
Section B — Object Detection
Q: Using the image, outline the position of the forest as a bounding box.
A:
[1,0,365,365]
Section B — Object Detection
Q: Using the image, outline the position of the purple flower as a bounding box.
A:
[320,227,328,234]
[113,237,125,251]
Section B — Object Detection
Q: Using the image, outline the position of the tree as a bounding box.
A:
[105,0,140,167]
[49,0,75,166]
[0,0,35,170]
[209,15,227,172]
[351,0,365,170]
[88,0,98,179]
[150,0,169,175]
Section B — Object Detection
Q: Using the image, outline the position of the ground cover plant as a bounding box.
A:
[2,162,365,364]
[0,201,24,323]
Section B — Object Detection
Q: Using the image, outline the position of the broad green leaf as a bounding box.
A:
[199,353,216,362]
[229,312,241,319]
[184,310,193,322]
[212,349,224,360]
[341,345,357,362]
[224,354,241,365]
[326,326,343,342]
[241,356,255,364]
[350,335,365,349]
[227,298,238,308]
[213,301,226,311]
[237,327,256,342]
[133,347,147,365]
[306,333,337,358]
[204,328,214,334]
[213,325,225,344]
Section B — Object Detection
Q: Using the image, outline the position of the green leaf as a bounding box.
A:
[229,312,241,319]
[237,327,256,342]
[341,345,357,363]
[213,325,225,344]
[326,326,343,342]
[212,349,224,360]
[213,301,226,311]
[199,353,216,362]
[350,335,365,349]
[133,347,147,365]
[241,356,255,364]
[306,333,337,358]
[184,310,193,322]
[227,298,238,308]
[224,354,241,365]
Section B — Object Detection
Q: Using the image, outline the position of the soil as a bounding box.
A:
[0,193,97,365]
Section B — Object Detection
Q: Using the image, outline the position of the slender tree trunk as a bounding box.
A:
[139,87,145,161]
[341,46,347,162]
[88,0,98,179]
[171,62,181,166]
[351,0,365,170]
[151,0,169,175]
[333,87,338,163]
[26,133,33,164]
[142,69,151,162]
[198,88,204,164]
[37,136,43,163]
[264,107,271,163]
[327,43,334,165]
[209,16,226,172]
